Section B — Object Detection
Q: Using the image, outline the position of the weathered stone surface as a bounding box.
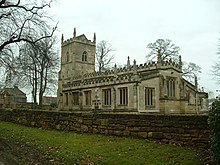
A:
[138,132,148,138]
[100,119,108,126]
[56,124,61,130]
[81,125,89,132]
[123,129,130,136]
[148,132,163,139]
[130,132,138,137]
[92,128,98,133]
[0,109,210,149]
[83,119,93,125]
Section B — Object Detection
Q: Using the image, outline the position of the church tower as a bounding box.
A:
[60,28,96,79]
[58,29,96,109]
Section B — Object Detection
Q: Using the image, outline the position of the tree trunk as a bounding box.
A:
[33,64,38,109]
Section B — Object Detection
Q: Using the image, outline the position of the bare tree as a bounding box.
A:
[146,39,180,62]
[147,39,202,84]
[15,43,39,104]
[212,62,220,85]
[212,38,220,85]
[182,62,201,83]
[96,40,114,72]
[37,37,59,107]
[6,34,59,108]
[0,0,57,68]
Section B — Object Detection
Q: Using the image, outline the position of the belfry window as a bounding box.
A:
[82,51,87,62]
[167,78,175,97]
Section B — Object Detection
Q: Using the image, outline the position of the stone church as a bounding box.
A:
[57,29,208,114]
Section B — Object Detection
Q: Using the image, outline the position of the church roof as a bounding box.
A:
[75,34,88,41]
[0,86,26,97]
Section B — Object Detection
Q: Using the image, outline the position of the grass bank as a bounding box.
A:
[0,121,201,165]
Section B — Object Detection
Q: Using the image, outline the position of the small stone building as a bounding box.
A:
[0,86,27,109]
[42,96,57,106]
[57,29,208,114]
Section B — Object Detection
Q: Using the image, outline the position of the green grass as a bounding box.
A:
[0,121,201,165]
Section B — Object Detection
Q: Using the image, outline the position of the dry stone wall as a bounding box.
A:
[0,109,210,149]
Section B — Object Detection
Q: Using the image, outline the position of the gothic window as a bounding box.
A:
[84,90,91,105]
[72,92,79,105]
[66,52,69,62]
[103,89,111,105]
[167,78,175,97]
[145,88,155,106]
[82,51,87,62]
[119,87,128,105]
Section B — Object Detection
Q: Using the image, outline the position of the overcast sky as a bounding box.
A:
[50,0,220,97]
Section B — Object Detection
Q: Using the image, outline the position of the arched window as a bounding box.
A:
[82,51,87,62]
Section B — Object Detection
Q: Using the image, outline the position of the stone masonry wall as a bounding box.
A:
[0,109,210,149]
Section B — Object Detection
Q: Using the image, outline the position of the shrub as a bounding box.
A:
[208,100,220,164]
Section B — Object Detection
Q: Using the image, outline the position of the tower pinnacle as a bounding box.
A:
[127,56,130,68]
[179,55,182,70]
[61,34,64,43]
[73,28,76,38]
[93,33,96,43]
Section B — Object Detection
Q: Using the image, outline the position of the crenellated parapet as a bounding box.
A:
[62,58,182,90]
[61,28,96,47]
[62,35,95,46]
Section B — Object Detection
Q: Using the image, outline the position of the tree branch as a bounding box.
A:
[0,23,57,52]
[0,0,52,15]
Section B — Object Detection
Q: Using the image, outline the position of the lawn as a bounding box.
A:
[0,121,202,165]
